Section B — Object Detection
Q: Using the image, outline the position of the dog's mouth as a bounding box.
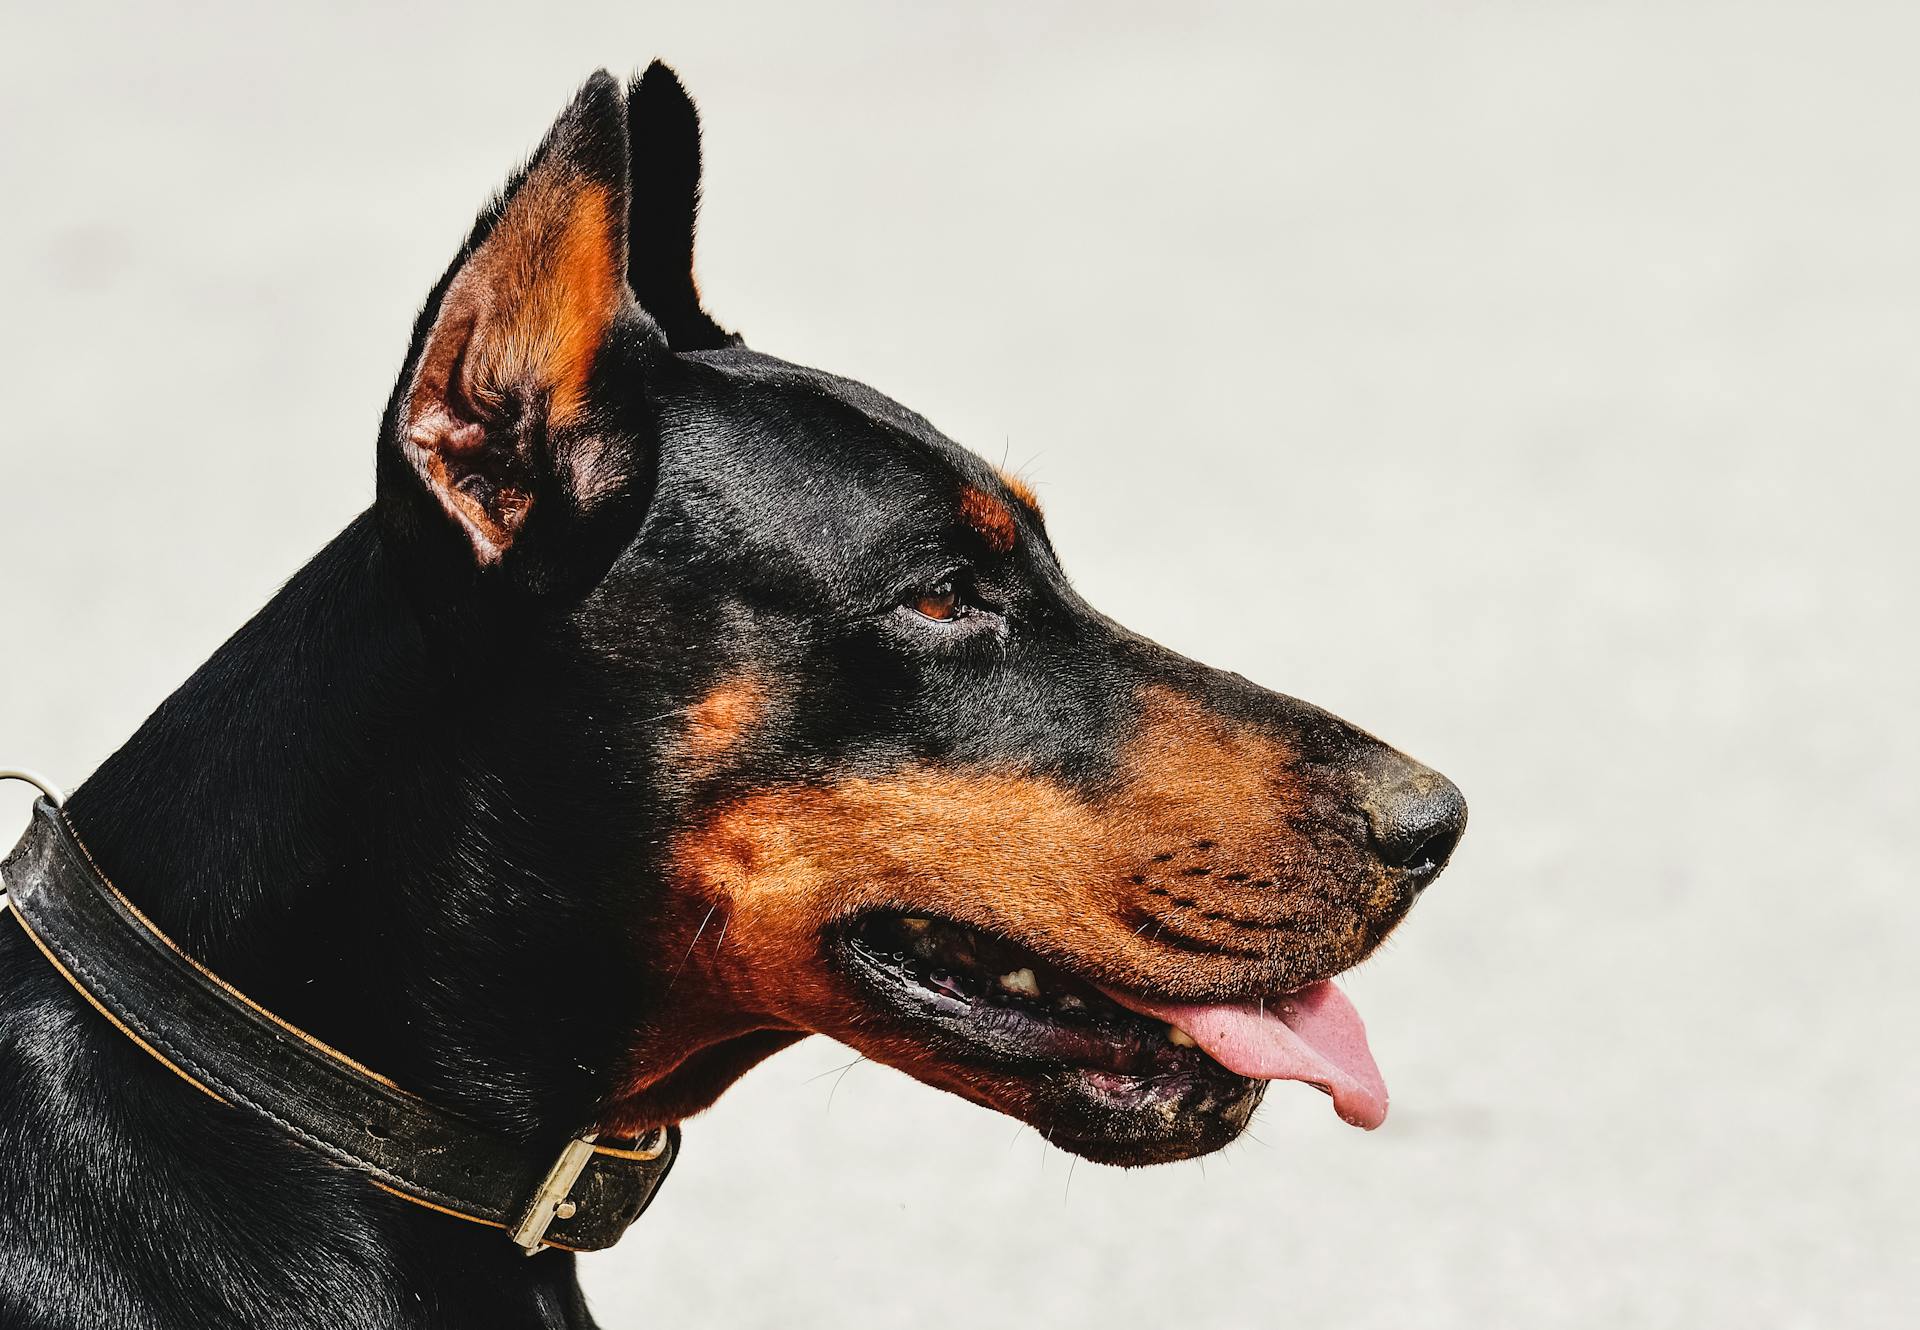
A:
[834,911,1388,1163]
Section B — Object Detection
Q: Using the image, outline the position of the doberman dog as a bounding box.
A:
[0,63,1464,1329]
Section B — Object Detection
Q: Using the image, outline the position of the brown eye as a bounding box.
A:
[913,581,960,621]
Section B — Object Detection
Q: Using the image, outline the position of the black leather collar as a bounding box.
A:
[0,799,677,1254]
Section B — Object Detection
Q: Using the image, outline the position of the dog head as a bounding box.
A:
[376,67,1464,1165]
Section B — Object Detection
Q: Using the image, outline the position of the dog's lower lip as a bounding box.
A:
[834,912,1256,1086]
[832,911,1270,1163]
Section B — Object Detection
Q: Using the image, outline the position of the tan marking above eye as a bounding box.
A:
[958,487,1018,554]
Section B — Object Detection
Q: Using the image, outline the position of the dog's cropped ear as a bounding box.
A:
[626,61,735,351]
[383,72,655,587]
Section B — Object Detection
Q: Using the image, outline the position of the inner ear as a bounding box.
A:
[626,61,735,352]
[399,72,636,567]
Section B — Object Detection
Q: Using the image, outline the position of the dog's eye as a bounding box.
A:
[912,581,961,621]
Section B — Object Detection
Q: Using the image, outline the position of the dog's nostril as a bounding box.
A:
[1399,825,1463,876]
[1354,752,1467,885]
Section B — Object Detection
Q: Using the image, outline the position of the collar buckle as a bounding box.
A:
[511,1133,601,1254]
[509,1126,669,1254]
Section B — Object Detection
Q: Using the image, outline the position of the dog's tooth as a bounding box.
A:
[900,917,930,933]
[1058,993,1086,1012]
[1167,1024,1198,1048]
[999,968,1040,997]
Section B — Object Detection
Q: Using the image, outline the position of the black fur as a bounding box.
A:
[626,62,735,351]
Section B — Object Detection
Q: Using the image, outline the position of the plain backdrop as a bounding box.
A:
[2,4,1914,1327]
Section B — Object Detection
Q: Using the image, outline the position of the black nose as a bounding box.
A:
[1354,750,1467,886]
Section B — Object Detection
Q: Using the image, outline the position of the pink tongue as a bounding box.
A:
[1096,979,1390,1129]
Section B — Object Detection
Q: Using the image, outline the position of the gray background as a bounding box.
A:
[2,3,1913,1326]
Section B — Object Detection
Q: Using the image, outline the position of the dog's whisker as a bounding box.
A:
[629,700,708,729]
[803,1055,867,1086]
[825,1056,868,1114]
[664,905,719,994]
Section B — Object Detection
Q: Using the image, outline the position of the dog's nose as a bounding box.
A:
[1353,750,1467,888]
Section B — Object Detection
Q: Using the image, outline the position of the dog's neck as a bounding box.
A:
[0,514,641,1329]
[64,513,653,1127]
